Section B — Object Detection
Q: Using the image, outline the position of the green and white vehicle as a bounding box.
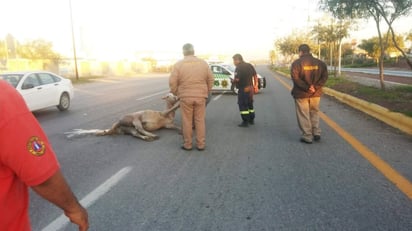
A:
[209,63,266,95]
[209,64,238,94]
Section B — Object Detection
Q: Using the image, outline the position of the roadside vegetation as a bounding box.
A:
[273,66,412,117]
[70,76,104,85]
[325,76,412,117]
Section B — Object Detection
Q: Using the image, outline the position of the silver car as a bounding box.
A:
[0,71,74,111]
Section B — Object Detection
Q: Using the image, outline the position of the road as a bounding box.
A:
[30,67,412,230]
[341,67,412,77]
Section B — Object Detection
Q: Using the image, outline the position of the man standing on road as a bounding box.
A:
[169,43,214,151]
[290,44,328,144]
[232,54,256,127]
[0,80,89,231]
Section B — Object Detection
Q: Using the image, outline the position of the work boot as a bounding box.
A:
[238,121,248,127]
[300,137,313,144]
[314,135,321,141]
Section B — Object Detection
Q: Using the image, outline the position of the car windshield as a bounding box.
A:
[0,74,23,88]
[222,64,235,72]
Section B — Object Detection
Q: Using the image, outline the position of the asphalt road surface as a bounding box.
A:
[29,67,412,231]
[341,67,412,78]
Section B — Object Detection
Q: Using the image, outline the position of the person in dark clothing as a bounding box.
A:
[290,44,328,143]
[232,54,255,127]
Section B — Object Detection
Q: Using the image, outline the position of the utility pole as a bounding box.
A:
[69,0,79,80]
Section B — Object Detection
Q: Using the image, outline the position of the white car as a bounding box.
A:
[0,71,74,111]
[209,64,266,94]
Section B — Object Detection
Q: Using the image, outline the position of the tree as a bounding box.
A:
[358,37,381,61]
[358,34,405,62]
[341,43,354,57]
[311,18,351,75]
[269,50,276,66]
[320,0,412,89]
[374,0,412,69]
[275,31,316,65]
[18,39,61,64]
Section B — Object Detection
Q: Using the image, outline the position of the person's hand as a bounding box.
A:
[308,85,316,94]
[64,205,89,231]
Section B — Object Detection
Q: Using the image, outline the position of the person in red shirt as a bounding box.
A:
[0,80,88,231]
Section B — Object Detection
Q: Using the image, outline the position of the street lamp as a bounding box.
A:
[69,0,79,80]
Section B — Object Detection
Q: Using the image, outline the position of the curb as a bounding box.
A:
[323,87,412,136]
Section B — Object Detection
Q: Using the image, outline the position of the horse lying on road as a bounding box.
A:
[65,93,181,141]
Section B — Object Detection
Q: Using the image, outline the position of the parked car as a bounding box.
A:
[209,64,266,94]
[0,71,74,111]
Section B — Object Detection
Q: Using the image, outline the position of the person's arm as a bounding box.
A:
[290,62,310,91]
[169,65,179,95]
[32,170,89,231]
[317,63,329,87]
[207,68,214,92]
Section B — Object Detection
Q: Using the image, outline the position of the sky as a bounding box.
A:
[1,0,411,61]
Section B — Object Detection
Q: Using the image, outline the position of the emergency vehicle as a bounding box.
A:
[209,64,266,94]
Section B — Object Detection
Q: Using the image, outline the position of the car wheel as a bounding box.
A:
[231,84,239,95]
[262,78,266,88]
[57,93,70,111]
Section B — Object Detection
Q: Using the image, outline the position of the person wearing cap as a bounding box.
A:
[232,53,256,127]
[290,44,328,144]
[0,80,89,231]
[169,43,214,151]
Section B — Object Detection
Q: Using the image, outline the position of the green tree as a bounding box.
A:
[312,18,351,75]
[320,0,412,89]
[18,39,61,64]
[341,43,354,57]
[375,0,412,68]
[358,37,381,61]
[358,34,405,61]
[275,31,316,65]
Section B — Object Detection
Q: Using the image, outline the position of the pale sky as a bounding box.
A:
[1,0,411,61]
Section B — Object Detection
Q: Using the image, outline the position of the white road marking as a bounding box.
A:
[136,90,170,101]
[42,166,133,231]
[213,92,226,101]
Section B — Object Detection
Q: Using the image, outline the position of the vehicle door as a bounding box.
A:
[36,72,61,106]
[210,65,232,91]
[19,74,44,111]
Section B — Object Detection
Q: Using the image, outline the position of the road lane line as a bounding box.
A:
[42,166,133,231]
[213,92,226,101]
[136,90,170,101]
[273,74,412,200]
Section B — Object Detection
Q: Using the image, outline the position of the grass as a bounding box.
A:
[326,77,412,117]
